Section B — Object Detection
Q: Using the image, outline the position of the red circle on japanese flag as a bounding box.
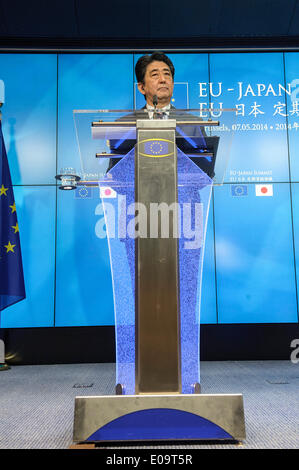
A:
[261,187,268,194]
[105,188,111,196]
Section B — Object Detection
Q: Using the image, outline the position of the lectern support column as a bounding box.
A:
[135,119,181,395]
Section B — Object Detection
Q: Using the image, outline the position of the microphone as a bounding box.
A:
[153,95,158,118]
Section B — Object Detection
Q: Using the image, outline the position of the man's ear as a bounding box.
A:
[137,82,146,95]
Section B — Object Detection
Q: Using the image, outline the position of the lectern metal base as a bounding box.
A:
[73,394,246,443]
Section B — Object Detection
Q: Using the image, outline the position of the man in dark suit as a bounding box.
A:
[107,52,175,171]
[107,52,212,174]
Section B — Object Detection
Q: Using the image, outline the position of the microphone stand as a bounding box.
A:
[153,95,158,119]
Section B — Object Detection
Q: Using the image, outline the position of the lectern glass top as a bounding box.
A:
[73,108,237,185]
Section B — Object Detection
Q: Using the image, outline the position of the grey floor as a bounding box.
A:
[0,360,298,449]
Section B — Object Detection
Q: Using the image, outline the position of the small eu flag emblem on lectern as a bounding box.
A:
[140,139,174,158]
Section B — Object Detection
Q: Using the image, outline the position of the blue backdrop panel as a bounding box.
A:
[291,183,299,311]
[0,186,56,328]
[171,53,209,109]
[1,51,299,329]
[55,53,134,326]
[55,187,114,327]
[200,193,217,324]
[214,182,297,324]
[284,52,299,182]
[57,53,134,178]
[209,52,290,184]
[0,54,57,185]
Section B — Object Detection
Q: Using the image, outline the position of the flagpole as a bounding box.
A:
[0,102,10,371]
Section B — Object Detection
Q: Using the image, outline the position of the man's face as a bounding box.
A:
[137,60,174,108]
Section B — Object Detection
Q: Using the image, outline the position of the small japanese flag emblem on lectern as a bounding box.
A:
[100,186,117,198]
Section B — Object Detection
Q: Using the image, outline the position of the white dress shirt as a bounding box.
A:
[145,103,171,119]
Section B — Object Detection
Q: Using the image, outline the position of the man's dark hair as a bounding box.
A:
[135,52,175,83]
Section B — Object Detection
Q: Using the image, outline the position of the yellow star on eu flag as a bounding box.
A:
[12,222,19,233]
[4,241,16,253]
[0,184,8,196]
[9,202,16,213]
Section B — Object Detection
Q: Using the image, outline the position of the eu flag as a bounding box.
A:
[143,139,173,158]
[0,119,25,312]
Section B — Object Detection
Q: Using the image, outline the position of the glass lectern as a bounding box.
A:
[69,108,246,443]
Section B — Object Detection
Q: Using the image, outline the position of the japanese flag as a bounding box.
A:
[100,186,117,198]
[255,184,273,196]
